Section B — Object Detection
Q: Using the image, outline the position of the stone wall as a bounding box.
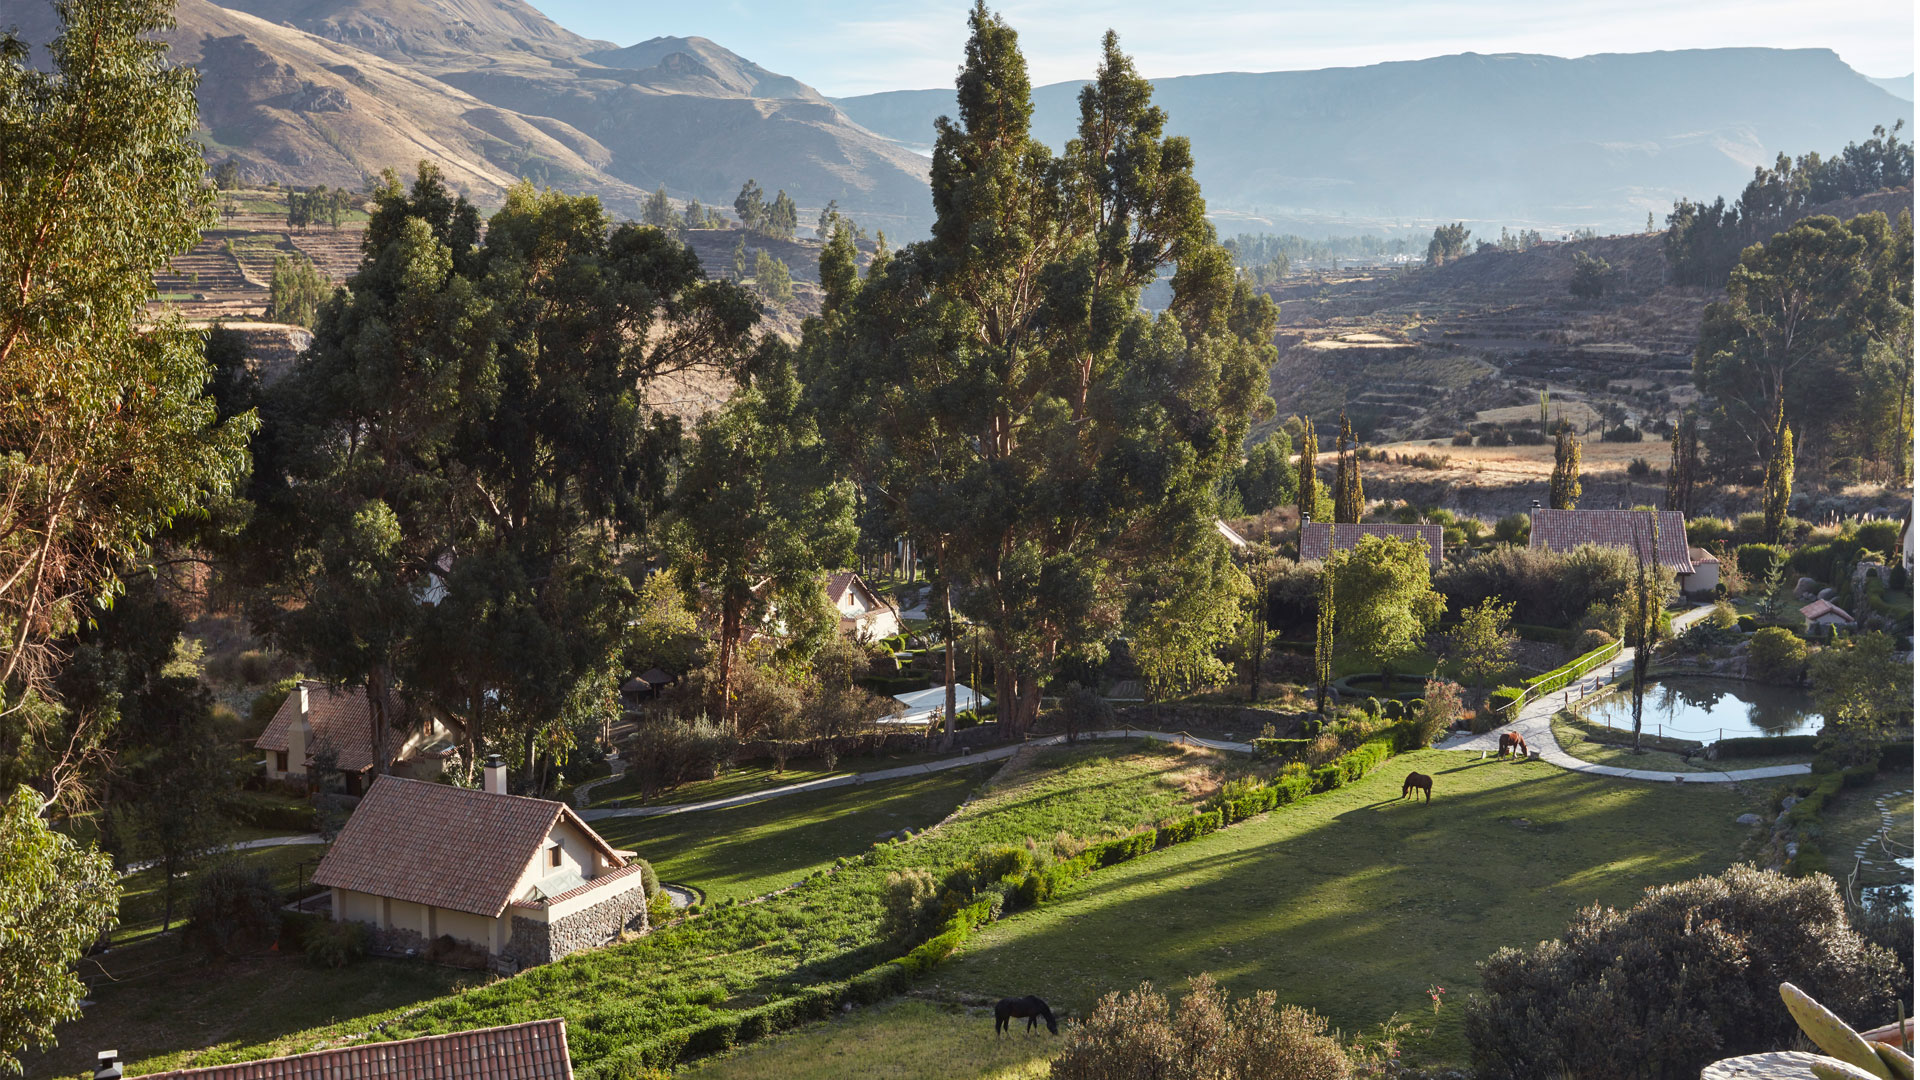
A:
[503,886,650,970]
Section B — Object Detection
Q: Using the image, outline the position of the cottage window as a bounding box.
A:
[549,845,562,868]
[275,750,288,772]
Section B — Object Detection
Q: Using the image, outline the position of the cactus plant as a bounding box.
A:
[1781,982,1896,1079]
[1874,1042,1914,1080]
[1816,1060,1891,1080]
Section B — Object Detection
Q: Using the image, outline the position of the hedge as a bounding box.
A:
[1514,623,1572,646]
[577,721,1423,1079]
[1711,734,1819,758]
[1251,737,1313,760]
[1522,641,1620,694]
[1735,543,1788,579]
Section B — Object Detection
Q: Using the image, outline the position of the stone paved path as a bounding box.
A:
[580,728,1249,821]
[1435,605,1813,784]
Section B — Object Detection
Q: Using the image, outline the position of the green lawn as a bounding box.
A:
[587,749,956,809]
[1819,772,1915,889]
[929,748,1761,1066]
[683,999,1052,1080]
[65,743,1219,1079]
[595,768,988,902]
[112,842,328,946]
[21,935,480,1079]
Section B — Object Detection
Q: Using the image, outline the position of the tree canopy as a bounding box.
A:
[799,9,1273,736]
[1327,535,1444,683]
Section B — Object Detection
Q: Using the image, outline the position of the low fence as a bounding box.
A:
[1495,639,1623,724]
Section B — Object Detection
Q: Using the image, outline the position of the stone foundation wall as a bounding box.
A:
[363,923,430,957]
[503,886,650,970]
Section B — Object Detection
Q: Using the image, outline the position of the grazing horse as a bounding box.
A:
[1401,771,1433,803]
[1498,732,1528,758]
[995,996,1059,1036]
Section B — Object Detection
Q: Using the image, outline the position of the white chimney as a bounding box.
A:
[484,754,507,795]
[299,683,309,715]
[287,683,312,779]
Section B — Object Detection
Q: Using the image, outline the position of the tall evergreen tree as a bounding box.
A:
[1665,411,1699,516]
[732,179,766,233]
[1550,430,1583,509]
[642,185,677,230]
[1314,563,1335,713]
[1296,416,1319,523]
[1762,401,1795,545]
[800,9,1271,738]
[1334,412,1364,523]
[1234,428,1294,514]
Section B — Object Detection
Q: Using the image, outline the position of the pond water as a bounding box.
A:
[1580,677,1821,742]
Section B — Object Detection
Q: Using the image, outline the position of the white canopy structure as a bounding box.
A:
[886,684,990,725]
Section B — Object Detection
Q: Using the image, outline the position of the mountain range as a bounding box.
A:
[834,49,1914,234]
[6,0,1913,235]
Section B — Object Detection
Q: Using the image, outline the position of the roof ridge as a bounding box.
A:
[138,1018,571,1080]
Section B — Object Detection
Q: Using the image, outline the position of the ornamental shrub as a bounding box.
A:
[1735,542,1788,579]
[187,862,282,958]
[304,918,366,968]
[1747,627,1808,684]
[1467,865,1907,1080]
[1052,974,1350,1080]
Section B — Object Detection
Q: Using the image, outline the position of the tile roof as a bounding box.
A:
[137,1018,573,1080]
[1687,546,1720,565]
[311,777,626,918]
[1800,599,1855,623]
[1527,509,1694,573]
[1299,522,1445,570]
[255,682,408,774]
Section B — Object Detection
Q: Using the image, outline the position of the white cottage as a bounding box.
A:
[255,681,456,793]
[311,761,651,972]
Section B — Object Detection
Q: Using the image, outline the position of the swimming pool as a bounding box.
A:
[1579,677,1820,742]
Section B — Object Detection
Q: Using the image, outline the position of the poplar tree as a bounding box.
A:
[1762,402,1795,545]
[800,8,1272,738]
[1296,416,1319,523]
[1550,430,1583,509]
[1665,411,1698,516]
[1314,565,1335,713]
[1334,412,1364,523]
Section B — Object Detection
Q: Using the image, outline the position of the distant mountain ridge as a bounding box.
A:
[834,48,1914,233]
[1870,74,1914,101]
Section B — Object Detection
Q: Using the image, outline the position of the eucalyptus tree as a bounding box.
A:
[255,170,761,782]
[801,7,1273,737]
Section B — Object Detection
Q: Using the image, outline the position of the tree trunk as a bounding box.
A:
[161,851,176,933]
[943,585,956,741]
[717,600,741,726]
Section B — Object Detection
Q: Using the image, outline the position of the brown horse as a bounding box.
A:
[1401,771,1432,803]
[995,996,1058,1036]
[1498,732,1528,758]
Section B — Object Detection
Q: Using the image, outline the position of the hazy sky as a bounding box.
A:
[538,0,1916,97]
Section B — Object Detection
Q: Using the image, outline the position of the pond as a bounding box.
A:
[1580,677,1821,742]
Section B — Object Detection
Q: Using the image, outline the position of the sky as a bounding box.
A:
[536,0,1917,97]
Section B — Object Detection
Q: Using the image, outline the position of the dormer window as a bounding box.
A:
[549,845,562,868]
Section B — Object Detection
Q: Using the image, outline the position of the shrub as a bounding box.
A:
[1735,542,1788,579]
[1452,430,1475,446]
[1626,456,1653,477]
[1487,685,1524,716]
[623,715,739,795]
[635,859,660,899]
[1857,519,1902,560]
[304,918,367,968]
[1415,680,1463,744]
[1053,974,1350,1080]
[1600,423,1642,443]
[1440,543,1634,628]
[1572,628,1613,654]
[1709,601,1739,629]
[1712,734,1820,758]
[186,862,282,958]
[1748,627,1808,684]
[878,868,939,946]
[1251,737,1312,761]
[1466,865,1907,1080]
[647,889,676,928]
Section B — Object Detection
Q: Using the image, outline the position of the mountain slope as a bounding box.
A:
[1870,74,1914,101]
[9,0,638,208]
[834,48,1914,233]
[193,0,611,64]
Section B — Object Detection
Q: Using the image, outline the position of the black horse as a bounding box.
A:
[994,996,1058,1036]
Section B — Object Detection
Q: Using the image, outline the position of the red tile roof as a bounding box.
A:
[311,777,626,918]
[1528,509,1694,573]
[1800,599,1854,623]
[1299,522,1445,570]
[255,682,409,774]
[137,1019,573,1080]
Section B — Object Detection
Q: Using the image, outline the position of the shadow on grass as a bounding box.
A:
[935,749,1758,1066]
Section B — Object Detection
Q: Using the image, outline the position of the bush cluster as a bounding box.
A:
[1467,865,1907,1080]
[1747,627,1809,684]
[1053,974,1351,1080]
[623,715,740,795]
[186,863,282,958]
[1440,544,1636,628]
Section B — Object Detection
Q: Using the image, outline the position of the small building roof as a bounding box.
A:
[311,776,626,918]
[1800,599,1855,623]
[1687,546,1720,565]
[1527,509,1694,573]
[1214,519,1249,549]
[254,681,410,774]
[134,1018,574,1080]
[827,571,882,610]
[1298,522,1444,571]
[887,684,988,725]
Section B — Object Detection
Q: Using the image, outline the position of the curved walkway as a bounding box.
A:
[1437,606,1811,785]
[580,728,1249,821]
[120,832,327,875]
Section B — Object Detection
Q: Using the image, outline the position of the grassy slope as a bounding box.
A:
[594,769,985,902]
[91,743,1217,1078]
[1819,771,1916,889]
[587,748,954,809]
[684,999,1054,1080]
[930,748,1761,1066]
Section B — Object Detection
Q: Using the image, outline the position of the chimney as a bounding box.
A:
[299,683,309,715]
[1530,500,1542,509]
[484,754,507,795]
[287,683,311,781]
[95,1052,121,1080]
